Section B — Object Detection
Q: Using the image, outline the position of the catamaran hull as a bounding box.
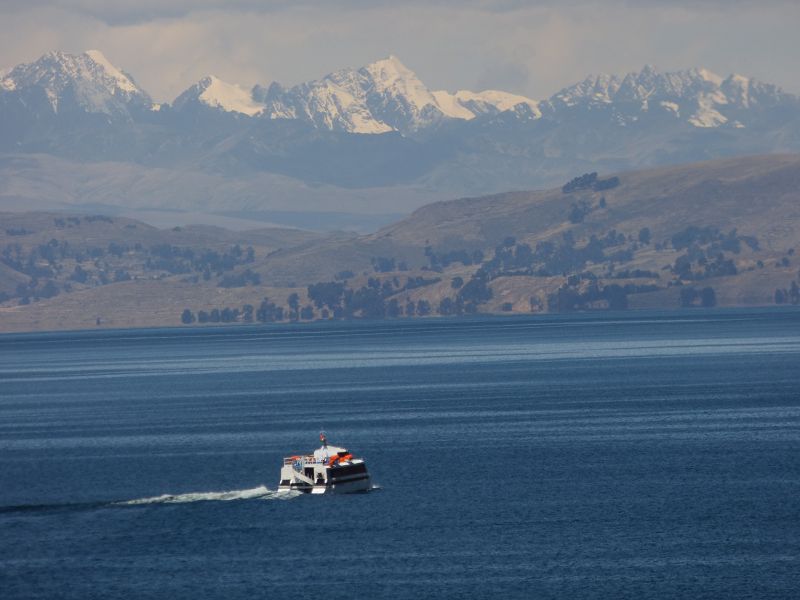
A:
[278,475,371,494]
[279,463,371,494]
[326,475,372,494]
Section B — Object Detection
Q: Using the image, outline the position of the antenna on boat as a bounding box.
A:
[320,431,327,448]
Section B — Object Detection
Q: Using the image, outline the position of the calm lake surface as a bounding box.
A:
[1,310,799,599]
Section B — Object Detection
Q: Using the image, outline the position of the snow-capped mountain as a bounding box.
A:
[544,64,797,128]
[253,61,397,134]
[193,58,795,135]
[0,50,152,118]
[249,55,541,134]
[5,50,791,137]
[2,50,800,218]
[172,75,265,116]
[435,89,541,119]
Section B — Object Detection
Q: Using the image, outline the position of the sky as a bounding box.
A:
[1,0,798,103]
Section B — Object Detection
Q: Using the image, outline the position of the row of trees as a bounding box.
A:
[547,283,629,312]
[670,226,758,253]
[146,243,255,276]
[561,172,620,194]
[774,281,800,305]
[679,286,717,308]
[477,230,627,279]
[371,256,409,272]
[0,236,259,304]
[53,215,113,228]
[665,228,764,283]
[179,295,440,325]
[306,276,447,319]
[424,247,485,270]
[673,252,737,281]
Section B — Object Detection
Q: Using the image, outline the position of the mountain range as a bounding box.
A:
[2,51,800,230]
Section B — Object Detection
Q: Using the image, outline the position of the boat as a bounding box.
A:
[278,433,371,494]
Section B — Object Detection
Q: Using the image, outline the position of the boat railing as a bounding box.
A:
[283,455,323,466]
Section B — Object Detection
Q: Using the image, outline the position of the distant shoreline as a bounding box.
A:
[3,305,799,338]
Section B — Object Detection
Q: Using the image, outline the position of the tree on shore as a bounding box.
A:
[288,293,300,321]
[700,287,717,307]
[416,300,431,316]
[242,304,254,322]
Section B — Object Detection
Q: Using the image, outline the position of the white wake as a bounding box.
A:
[118,485,299,505]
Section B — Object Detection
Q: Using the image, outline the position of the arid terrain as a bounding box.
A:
[2,154,800,332]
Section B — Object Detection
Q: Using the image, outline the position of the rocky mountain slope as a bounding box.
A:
[250,55,542,134]
[0,50,152,118]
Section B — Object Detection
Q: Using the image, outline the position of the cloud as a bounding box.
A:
[475,62,531,93]
[1,1,798,102]
[2,0,797,25]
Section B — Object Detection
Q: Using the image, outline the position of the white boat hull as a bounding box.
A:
[278,455,371,495]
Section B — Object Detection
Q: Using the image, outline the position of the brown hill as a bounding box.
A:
[2,154,800,332]
[256,154,800,285]
[376,153,800,250]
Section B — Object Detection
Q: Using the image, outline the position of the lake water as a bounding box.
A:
[1,310,799,599]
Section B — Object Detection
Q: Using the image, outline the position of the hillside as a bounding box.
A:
[376,153,800,248]
[256,154,800,281]
[1,154,799,333]
[0,213,328,331]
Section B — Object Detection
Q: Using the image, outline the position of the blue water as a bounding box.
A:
[1,310,799,599]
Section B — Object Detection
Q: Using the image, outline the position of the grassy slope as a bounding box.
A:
[256,154,800,284]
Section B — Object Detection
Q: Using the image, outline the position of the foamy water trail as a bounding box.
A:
[118,485,299,505]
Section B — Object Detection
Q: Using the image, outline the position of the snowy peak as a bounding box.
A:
[551,65,729,108]
[256,54,800,135]
[4,50,797,136]
[84,49,140,94]
[363,55,420,92]
[356,55,443,132]
[173,75,265,116]
[252,56,424,134]
[252,55,541,134]
[362,55,439,113]
[0,50,151,116]
[546,64,797,128]
[437,89,541,119]
[720,74,791,109]
[253,70,384,133]
[552,73,622,106]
